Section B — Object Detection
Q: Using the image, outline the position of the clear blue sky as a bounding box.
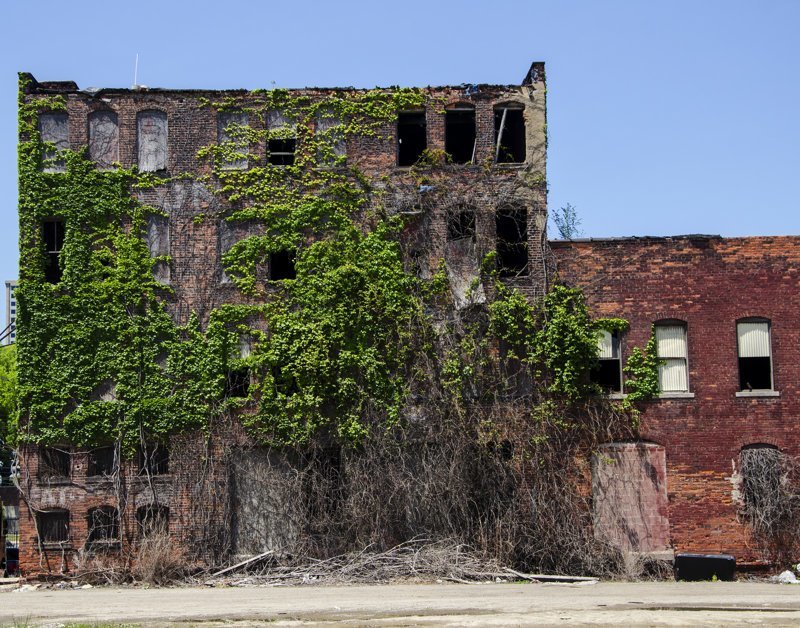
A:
[2,0,799,315]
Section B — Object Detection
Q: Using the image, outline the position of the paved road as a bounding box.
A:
[2,580,800,626]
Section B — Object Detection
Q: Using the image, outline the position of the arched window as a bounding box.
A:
[445,104,476,164]
[137,504,170,537]
[88,110,119,168]
[655,321,689,393]
[737,318,773,391]
[493,103,525,163]
[87,506,119,544]
[137,110,168,171]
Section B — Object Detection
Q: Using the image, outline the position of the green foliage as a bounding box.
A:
[0,345,18,445]
[623,326,661,407]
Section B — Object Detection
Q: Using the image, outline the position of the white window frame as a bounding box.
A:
[655,322,692,397]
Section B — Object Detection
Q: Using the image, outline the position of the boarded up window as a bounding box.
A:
[315,111,346,164]
[37,509,69,544]
[656,323,688,392]
[137,110,168,172]
[147,215,170,284]
[593,442,670,553]
[217,111,249,170]
[737,320,772,391]
[39,113,69,172]
[88,110,119,168]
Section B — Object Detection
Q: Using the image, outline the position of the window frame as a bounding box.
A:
[736,318,776,395]
[493,102,526,165]
[591,329,624,395]
[654,320,692,397]
[36,508,70,546]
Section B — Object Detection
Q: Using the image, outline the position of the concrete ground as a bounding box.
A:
[2,580,800,626]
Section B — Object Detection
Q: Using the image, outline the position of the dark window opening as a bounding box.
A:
[38,447,70,481]
[138,443,169,476]
[37,509,69,544]
[494,106,526,164]
[87,506,119,545]
[397,111,427,166]
[445,108,476,164]
[87,446,116,477]
[268,138,296,166]
[496,207,528,277]
[225,368,250,398]
[42,219,65,283]
[136,505,170,537]
[739,357,772,391]
[271,364,299,395]
[269,250,297,280]
[591,331,622,393]
[447,207,476,241]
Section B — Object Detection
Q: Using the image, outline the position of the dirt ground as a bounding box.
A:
[2,580,800,626]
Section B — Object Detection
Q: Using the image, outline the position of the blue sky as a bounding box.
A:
[2,0,799,326]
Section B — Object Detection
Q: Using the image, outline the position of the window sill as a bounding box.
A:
[735,390,780,398]
[37,478,71,486]
[607,393,627,400]
[658,392,695,400]
[492,162,528,169]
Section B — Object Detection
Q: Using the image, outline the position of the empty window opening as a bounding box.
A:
[87,506,120,545]
[43,219,65,283]
[304,447,342,520]
[225,368,250,398]
[37,509,69,545]
[271,364,299,396]
[655,323,688,393]
[496,207,528,277]
[136,505,170,537]
[447,207,476,241]
[445,107,476,164]
[397,111,427,166]
[494,105,526,164]
[38,447,70,481]
[217,111,249,170]
[738,320,773,391]
[269,250,297,280]
[267,111,296,166]
[38,113,69,172]
[87,446,116,477]
[138,443,169,476]
[88,110,119,169]
[591,330,622,393]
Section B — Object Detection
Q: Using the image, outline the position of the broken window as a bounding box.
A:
[38,447,70,481]
[495,206,528,277]
[445,105,476,164]
[136,505,170,537]
[225,368,250,398]
[737,319,773,391]
[655,322,689,393]
[591,330,622,393]
[38,112,69,172]
[494,103,526,164]
[42,218,65,283]
[269,249,297,280]
[397,111,427,166]
[446,206,476,241]
[87,506,120,545]
[137,110,168,172]
[87,446,116,478]
[315,111,346,164]
[36,509,69,545]
[88,110,119,169]
[271,364,299,396]
[138,443,169,476]
[267,111,296,166]
[217,111,249,170]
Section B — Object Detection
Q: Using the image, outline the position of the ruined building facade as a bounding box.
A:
[14,63,799,577]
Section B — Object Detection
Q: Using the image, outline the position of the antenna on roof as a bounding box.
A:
[132,53,147,90]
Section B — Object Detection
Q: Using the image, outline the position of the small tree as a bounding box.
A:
[552,203,583,240]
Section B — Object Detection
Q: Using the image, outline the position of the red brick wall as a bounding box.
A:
[553,235,800,564]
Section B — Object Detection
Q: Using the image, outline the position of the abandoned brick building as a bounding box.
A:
[13,62,799,577]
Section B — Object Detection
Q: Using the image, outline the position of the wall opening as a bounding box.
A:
[226,368,250,398]
[445,106,476,164]
[269,250,297,280]
[591,330,622,393]
[87,446,116,477]
[496,206,528,277]
[138,443,169,476]
[38,447,70,481]
[36,509,69,545]
[267,111,296,166]
[87,506,120,546]
[446,206,476,242]
[397,111,427,166]
[42,219,65,283]
[136,505,170,537]
[737,320,773,391]
[494,104,526,164]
